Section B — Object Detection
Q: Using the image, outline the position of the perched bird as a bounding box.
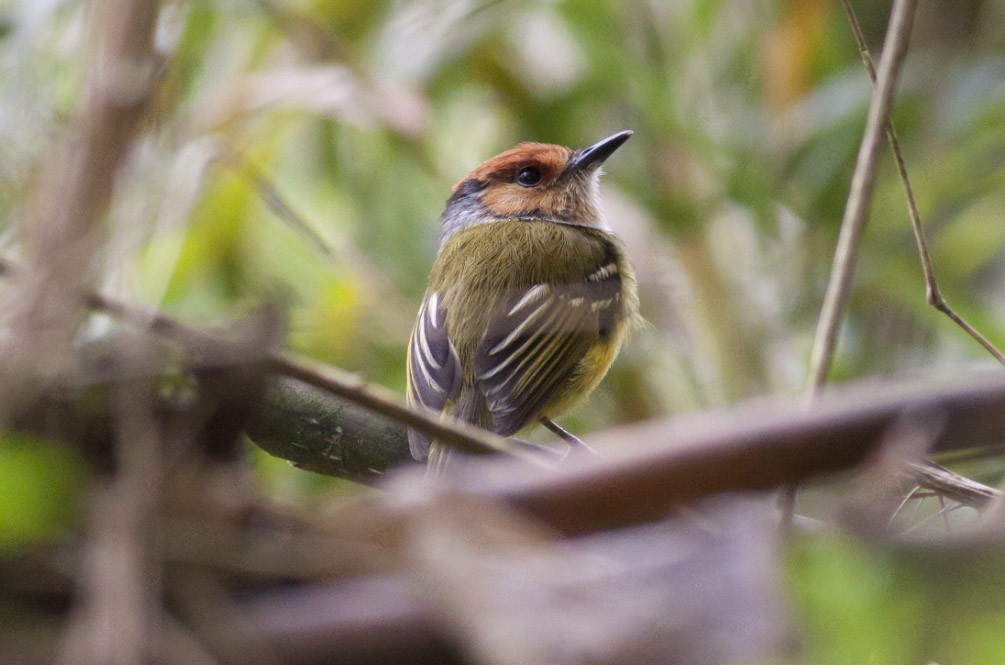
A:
[406,131,640,475]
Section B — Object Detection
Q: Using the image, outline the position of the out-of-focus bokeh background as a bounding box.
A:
[38,0,999,484]
[5,1,1005,663]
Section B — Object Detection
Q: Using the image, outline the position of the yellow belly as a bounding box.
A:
[539,323,628,422]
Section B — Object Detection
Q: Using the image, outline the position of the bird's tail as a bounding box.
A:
[423,392,483,481]
[424,440,454,480]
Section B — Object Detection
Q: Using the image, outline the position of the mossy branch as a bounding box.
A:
[247,378,414,481]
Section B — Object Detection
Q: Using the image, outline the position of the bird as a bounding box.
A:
[406,130,640,476]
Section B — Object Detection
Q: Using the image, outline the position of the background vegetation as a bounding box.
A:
[4,0,1005,663]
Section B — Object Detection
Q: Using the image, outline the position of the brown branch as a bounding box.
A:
[806,0,920,395]
[455,372,1005,535]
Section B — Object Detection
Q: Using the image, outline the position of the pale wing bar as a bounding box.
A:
[475,261,622,436]
[406,291,462,459]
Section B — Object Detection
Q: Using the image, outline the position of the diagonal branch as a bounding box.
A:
[267,353,547,464]
[0,255,544,468]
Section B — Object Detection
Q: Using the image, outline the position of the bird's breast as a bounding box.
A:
[429,220,639,350]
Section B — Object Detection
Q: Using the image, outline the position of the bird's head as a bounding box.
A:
[439,130,632,241]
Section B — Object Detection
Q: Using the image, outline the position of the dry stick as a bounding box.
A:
[477,372,1005,535]
[91,292,526,462]
[914,461,1001,510]
[806,0,920,396]
[0,255,539,465]
[840,0,1005,366]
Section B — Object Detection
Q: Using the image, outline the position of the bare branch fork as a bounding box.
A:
[839,0,1005,366]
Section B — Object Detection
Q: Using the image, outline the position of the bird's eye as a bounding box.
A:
[515,167,543,187]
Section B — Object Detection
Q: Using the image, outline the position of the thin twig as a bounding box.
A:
[839,0,1005,365]
[896,499,967,536]
[888,485,923,524]
[215,144,341,269]
[937,494,951,530]
[790,0,920,536]
[806,0,920,396]
[540,417,599,456]
[269,353,549,464]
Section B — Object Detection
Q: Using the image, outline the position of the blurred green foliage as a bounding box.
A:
[0,433,86,552]
[3,0,1005,660]
[789,533,1005,665]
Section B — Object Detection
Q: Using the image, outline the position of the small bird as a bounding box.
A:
[406,131,640,475]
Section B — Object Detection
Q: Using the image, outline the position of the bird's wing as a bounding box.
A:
[475,262,622,436]
[406,291,462,460]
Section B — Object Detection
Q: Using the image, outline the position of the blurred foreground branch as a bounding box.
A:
[0,0,163,420]
[457,372,1005,534]
[17,321,1005,510]
[0,3,166,665]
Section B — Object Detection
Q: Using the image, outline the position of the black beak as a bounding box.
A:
[568,130,633,173]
